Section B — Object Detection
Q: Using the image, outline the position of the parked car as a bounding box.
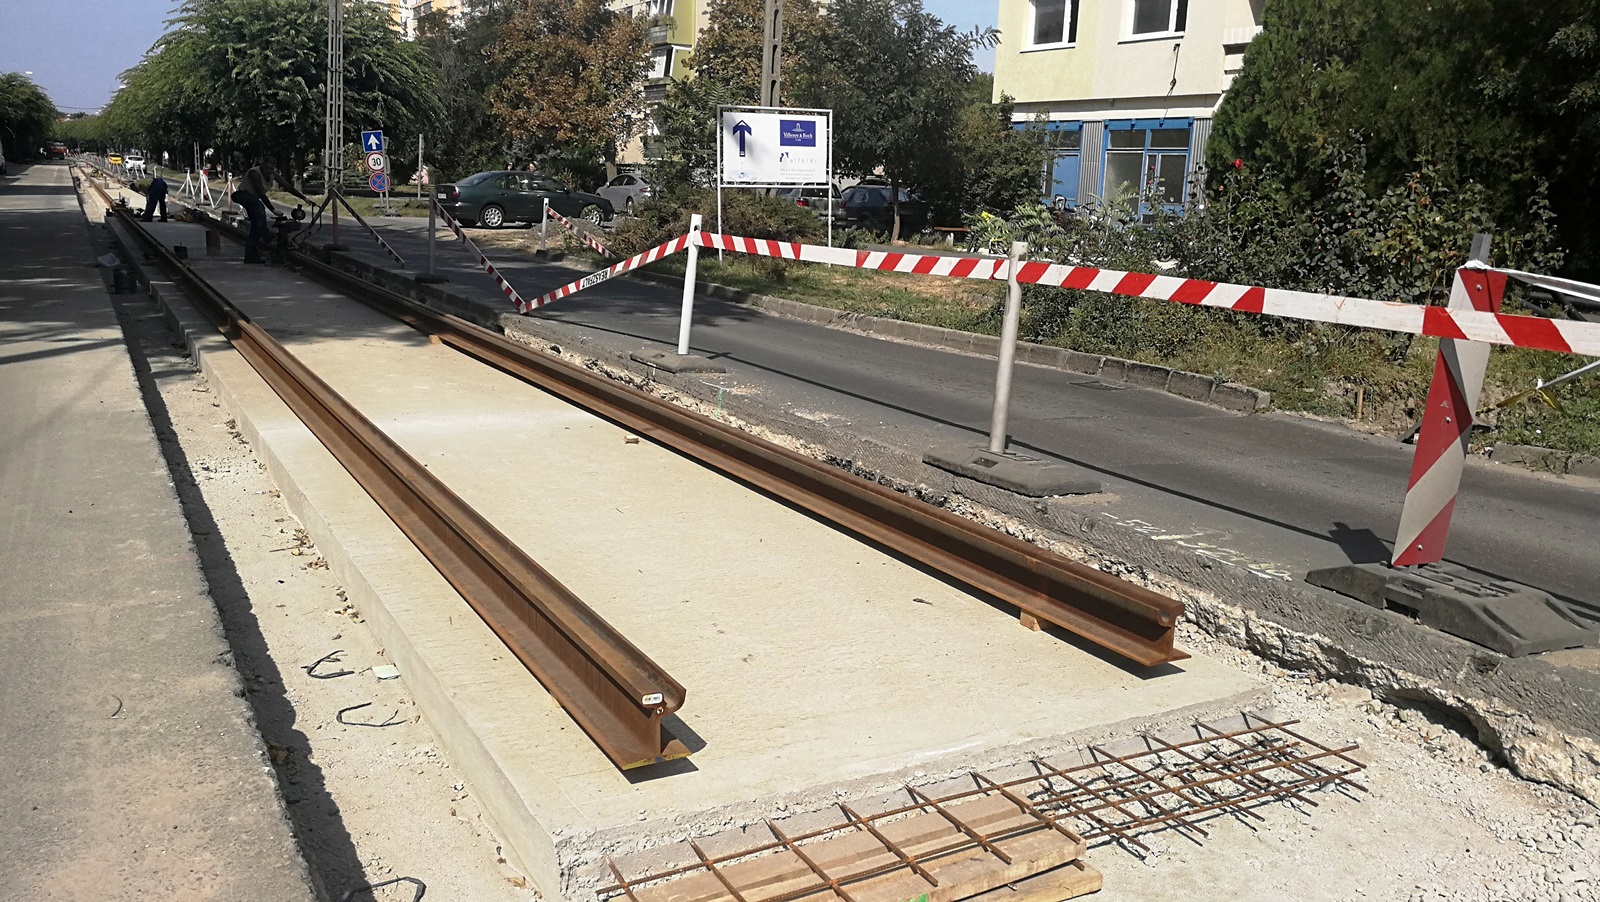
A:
[46,142,68,159]
[839,184,928,234]
[122,151,146,175]
[777,185,841,224]
[595,172,652,213]
[436,171,614,228]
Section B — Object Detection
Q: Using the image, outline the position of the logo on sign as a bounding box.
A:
[779,120,817,147]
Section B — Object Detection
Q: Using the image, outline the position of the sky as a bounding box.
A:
[0,0,997,113]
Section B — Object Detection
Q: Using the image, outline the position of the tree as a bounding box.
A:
[102,0,439,183]
[793,0,993,240]
[0,73,59,161]
[949,75,1047,220]
[1211,0,1600,275]
[488,0,649,168]
[415,0,517,179]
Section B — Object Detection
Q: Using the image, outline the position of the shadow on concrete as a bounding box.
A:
[105,264,363,899]
[1328,521,1392,565]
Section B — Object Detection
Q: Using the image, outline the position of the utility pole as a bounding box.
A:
[759,0,785,108]
[323,0,346,245]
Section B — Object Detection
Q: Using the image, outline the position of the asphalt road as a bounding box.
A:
[314,216,1600,607]
[0,162,314,899]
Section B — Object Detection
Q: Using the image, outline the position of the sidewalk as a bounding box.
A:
[0,162,315,900]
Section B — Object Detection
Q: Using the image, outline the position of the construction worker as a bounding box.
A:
[141,175,168,222]
[233,158,308,264]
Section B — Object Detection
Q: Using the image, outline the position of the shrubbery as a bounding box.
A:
[610,187,823,279]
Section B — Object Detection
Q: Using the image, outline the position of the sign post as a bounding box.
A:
[716,106,834,248]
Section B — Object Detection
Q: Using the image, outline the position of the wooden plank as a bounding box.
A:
[962,862,1102,902]
[631,795,1085,902]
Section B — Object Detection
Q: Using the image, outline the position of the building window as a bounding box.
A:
[648,46,673,79]
[1041,127,1083,205]
[1128,0,1187,37]
[1029,0,1080,48]
[1103,122,1192,215]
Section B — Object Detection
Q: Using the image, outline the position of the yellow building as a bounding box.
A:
[364,0,466,39]
[993,0,1263,214]
[609,0,711,163]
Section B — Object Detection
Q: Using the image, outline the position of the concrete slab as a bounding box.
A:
[923,444,1102,497]
[629,348,727,374]
[124,218,1263,901]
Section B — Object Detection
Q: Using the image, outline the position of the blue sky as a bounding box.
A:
[0,0,999,113]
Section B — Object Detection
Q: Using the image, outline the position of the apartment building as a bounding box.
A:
[365,0,466,39]
[993,0,1264,214]
[609,0,711,162]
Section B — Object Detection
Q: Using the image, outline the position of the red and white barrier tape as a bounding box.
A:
[694,233,1600,357]
[522,235,692,312]
[433,199,530,310]
[545,206,614,258]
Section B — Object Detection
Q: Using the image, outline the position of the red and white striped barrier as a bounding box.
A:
[693,233,1600,357]
[545,206,614,258]
[523,234,693,313]
[433,199,530,310]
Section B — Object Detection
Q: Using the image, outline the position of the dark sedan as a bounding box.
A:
[437,171,614,229]
[839,184,929,234]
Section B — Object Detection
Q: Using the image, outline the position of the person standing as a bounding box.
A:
[141,175,168,222]
[232,158,308,264]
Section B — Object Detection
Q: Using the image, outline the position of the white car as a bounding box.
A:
[123,152,146,176]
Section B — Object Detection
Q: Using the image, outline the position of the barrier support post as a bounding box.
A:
[923,239,1100,498]
[676,214,704,356]
[1392,232,1496,566]
[988,240,1028,454]
[541,197,550,253]
[415,189,446,284]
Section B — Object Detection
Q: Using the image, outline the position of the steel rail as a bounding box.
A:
[211,212,1188,666]
[94,184,688,770]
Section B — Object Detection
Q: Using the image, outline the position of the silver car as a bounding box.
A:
[596,173,652,214]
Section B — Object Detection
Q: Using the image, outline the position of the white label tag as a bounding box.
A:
[641,693,664,706]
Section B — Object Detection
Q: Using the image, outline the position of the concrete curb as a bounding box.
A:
[1491,443,1600,480]
[500,312,1600,808]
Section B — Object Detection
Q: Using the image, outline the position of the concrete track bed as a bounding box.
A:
[116,218,1262,901]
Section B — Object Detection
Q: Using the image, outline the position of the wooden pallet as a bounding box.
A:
[627,794,1087,902]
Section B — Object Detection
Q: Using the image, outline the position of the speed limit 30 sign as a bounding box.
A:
[365,151,387,172]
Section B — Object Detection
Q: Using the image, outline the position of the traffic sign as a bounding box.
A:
[365,151,387,172]
[369,172,390,192]
[360,130,384,153]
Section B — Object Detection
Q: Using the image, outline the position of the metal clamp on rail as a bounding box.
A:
[102,193,688,770]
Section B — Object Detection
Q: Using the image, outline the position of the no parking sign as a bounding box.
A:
[369,172,390,192]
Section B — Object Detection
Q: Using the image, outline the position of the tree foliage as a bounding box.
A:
[98,0,439,180]
[488,0,649,165]
[1212,0,1600,274]
[793,0,993,239]
[415,0,517,179]
[0,72,60,161]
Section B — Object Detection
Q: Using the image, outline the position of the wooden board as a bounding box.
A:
[963,862,1101,902]
[631,794,1086,902]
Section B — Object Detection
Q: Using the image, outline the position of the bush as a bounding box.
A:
[610,187,823,279]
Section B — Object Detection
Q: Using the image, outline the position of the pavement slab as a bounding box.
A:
[0,163,314,900]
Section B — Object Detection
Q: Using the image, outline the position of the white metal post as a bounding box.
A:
[677,214,704,356]
[416,134,423,200]
[540,196,550,251]
[988,241,1029,454]
[426,188,437,277]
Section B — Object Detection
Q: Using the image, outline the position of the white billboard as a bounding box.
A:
[719,111,830,185]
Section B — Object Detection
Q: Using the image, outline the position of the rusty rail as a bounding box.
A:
[93,178,688,770]
[216,211,1188,666]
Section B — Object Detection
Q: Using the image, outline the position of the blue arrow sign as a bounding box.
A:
[360,130,384,152]
[731,120,753,158]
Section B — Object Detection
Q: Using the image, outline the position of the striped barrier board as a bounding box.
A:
[434,199,531,310]
[693,233,1600,357]
[545,206,615,258]
[523,235,693,313]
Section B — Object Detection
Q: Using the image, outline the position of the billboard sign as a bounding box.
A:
[720,111,829,185]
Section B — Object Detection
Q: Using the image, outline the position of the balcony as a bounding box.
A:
[644,78,672,103]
